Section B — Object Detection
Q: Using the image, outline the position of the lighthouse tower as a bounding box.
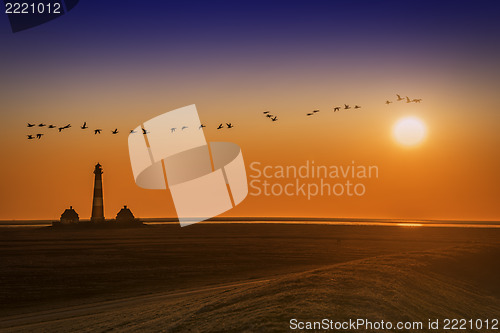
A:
[91,163,105,222]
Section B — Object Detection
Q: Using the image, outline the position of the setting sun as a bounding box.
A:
[393,116,427,147]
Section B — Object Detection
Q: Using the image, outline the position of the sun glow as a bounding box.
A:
[393,116,427,147]
[396,223,423,227]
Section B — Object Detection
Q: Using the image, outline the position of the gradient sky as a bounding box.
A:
[1,1,499,221]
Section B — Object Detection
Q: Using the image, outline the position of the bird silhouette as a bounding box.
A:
[385,100,393,105]
[354,105,361,109]
[36,133,43,139]
[48,124,56,128]
[81,122,88,129]
[171,128,176,133]
[58,127,64,132]
[142,128,149,134]
[266,114,273,118]
[63,124,71,129]
[111,129,119,134]
[396,94,404,101]
[313,110,319,113]
[27,135,34,140]
[27,123,35,127]
[181,126,188,130]
[307,113,314,116]
[199,124,206,129]
[344,104,351,110]
[406,96,412,103]
[412,98,422,103]
[38,123,46,127]
[263,111,270,114]
[226,123,234,128]
[94,129,102,134]
[333,107,341,112]
[217,124,223,129]
[271,117,278,121]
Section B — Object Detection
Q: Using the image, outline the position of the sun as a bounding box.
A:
[393,116,427,147]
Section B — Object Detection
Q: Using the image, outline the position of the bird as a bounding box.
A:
[48,124,56,128]
[217,124,223,129]
[354,105,361,109]
[27,123,35,127]
[307,113,314,116]
[130,129,136,134]
[344,104,351,110]
[94,129,102,134]
[36,133,43,139]
[406,96,412,103]
[271,117,278,121]
[263,111,270,114]
[181,126,188,130]
[170,128,176,133]
[199,124,206,129]
[385,100,393,105]
[142,128,149,134]
[111,129,119,134]
[396,94,404,101]
[313,110,320,113]
[412,98,422,103]
[226,123,234,128]
[81,122,88,129]
[63,124,71,129]
[333,107,341,112]
[58,127,65,132]
[38,123,46,127]
[27,135,34,140]
[266,114,273,118]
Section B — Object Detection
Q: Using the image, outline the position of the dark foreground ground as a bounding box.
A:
[0,223,499,332]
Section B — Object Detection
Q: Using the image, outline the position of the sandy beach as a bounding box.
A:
[0,223,499,332]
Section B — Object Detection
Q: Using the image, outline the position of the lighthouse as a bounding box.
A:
[91,163,105,222]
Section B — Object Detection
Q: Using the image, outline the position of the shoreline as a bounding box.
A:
[1,218,500,229]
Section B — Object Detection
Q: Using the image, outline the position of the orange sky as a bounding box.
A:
[1,1,499,221]
[1,70,499,221]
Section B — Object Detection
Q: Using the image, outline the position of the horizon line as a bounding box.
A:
[1,217,499,225]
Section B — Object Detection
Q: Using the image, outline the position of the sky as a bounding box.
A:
[0,0,499,221]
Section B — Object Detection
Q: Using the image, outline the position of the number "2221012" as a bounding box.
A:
[5,2,62,14]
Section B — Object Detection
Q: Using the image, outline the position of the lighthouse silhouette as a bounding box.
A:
[91,163,105,222]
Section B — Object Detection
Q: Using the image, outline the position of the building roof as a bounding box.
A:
[60,206,79,220]
[116,205,135,220]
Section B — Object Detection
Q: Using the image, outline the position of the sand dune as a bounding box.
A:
[1,244,498,332]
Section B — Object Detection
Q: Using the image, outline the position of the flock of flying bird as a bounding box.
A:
[263,111,278,121]
[25,94,421,140]
[26,121,123,139]
[385,94,422,105]
[25,120,235,140]
[306,103,362,117]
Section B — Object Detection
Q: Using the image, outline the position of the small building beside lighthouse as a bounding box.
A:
[60,206,79,224]
[115,205,139,224]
